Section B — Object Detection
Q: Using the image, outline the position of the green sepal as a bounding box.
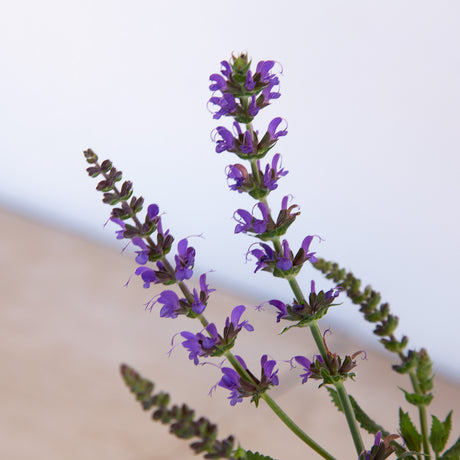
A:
[399,408,422,452]
[430,411,452,455]
[381,336,409,353]
[374,314,399,336]
[393,352,418,374]
[441,435,460,459]
[279,305,332,334]
[248,187,269,200]
[400,388,433,407]
[235,146,273,161]
[234,114,255,124]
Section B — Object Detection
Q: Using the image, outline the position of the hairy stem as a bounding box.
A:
[277,248,365,455]
[409,370,431,459]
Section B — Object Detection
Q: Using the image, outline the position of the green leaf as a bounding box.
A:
[246,451,277,460]
[400,388,433,407]
[430,412,452,454]
[326,388,389,437]
[441,435,460,459]
[399,408,422,452]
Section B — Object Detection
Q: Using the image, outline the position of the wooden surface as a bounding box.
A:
[1,208,459,460]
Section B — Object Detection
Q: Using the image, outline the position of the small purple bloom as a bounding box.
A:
[220,60,232,77]
[132,237,150,265]
[111,217,126,239]
[276,240,292,271]
[226,305,254,332]
[249,242,276,273]
[294,356,314,384]
[219,368,243,406]
[156,290,181,319]
[234,202,269,235]
[261,81,281,104]
[226,164,248,192]
[209,93,237,120]
[261,354,279,386]
[267,117,288,141]
[245,70,255,91]
[248,94,259,117]
[325,285,342,301]
[191,288,206,314]
[256,60,278,85]
[135,266,158,288]
[181,323,219,365]
[213,126,235,153]
[175,238,195,281]
[218,355,247,406]
[147,204,160,220]
[263,153,288,191]
[300,235,318,264]
[240,130,254,154]
[268,299,288,322]
[209,73,228,92]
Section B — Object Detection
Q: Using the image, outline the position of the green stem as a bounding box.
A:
[409,370,431,459]
[286,270,364,455]
[262,393,337,460]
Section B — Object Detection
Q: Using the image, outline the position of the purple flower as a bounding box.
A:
[209,73,228,92]
[248,94,259,117]
[263,153,288,191]
[111,217,126,239]
[219,367,244,406]
[255,60,279,86]
[220,60,232,78]
[234,202,269,234]
[294,356,314,384]
[225,305,254,333]
[276,240,292,271]
[181,323,219,365]
[135,266,158,288]
[147,204,160,220]
[175,239,195,281]
[209,93,237,120]
[226,164,249,192]
[245,70,255,91]
[218,355,247,406]
[191,288,206,314]
[268,299,288,322]
[240,130,254,154]
[300,236,318,264]
[261,81,281,105]
[132,237,150,265]
[156,290,181,318]
[267,117,288,141]
[249,242,276,273]
[213,126,235,153]
[219,355,279,406]
[260,354,279,386]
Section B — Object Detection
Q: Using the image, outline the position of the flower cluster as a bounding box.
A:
[84,149,271,410]
[269,280,342,326]
[209,53,280,123]
[219,355,279,406]
[292,331,365,386]
[180,305,254,365]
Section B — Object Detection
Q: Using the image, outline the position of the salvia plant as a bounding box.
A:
[83,53,459,460]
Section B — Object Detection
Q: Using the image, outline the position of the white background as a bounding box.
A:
[1,1,459,379]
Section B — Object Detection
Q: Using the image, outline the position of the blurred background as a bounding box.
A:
[1,1,459,459]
